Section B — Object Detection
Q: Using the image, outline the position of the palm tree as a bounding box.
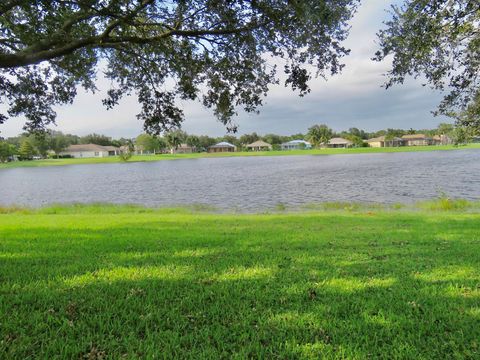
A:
[384,132,395,147]
[307,124,333,148]
[165,130,184,154]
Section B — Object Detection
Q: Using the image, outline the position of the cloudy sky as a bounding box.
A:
[1,0,450,138]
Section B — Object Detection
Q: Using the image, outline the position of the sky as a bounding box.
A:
[0,0,450,138]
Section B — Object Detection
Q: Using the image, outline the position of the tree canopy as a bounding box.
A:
[0,0,357,134]
[307,124,332,148]
[375,0,480,127]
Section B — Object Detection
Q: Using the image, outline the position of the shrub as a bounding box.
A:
[119,152,132,162]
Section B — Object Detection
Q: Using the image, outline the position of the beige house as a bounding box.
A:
[367,136,405,148]
[401,134,434,146]
[246,140,272,151]
[173,143,195,154]
[327,137,353,148]
[60,144,120,158]
[208,142,236,153]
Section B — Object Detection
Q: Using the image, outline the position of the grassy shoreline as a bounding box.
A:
[1,203,479,358]
[1,143,479,169]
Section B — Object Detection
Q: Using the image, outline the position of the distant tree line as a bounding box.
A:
[0,122,475,162]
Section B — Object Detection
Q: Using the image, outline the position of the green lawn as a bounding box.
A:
[1,204,479,358]
[2,143,480,169]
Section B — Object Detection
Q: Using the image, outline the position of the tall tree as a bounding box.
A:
[456,93,480,135]
[30,133,50,157]
[48,131,70,157]
[0,1,357,134]
[186,135,201,150]
[197,135,217,150]
[307,124,333,148]
[18,138,35,160]
[0,141,16,162]
[165,130,185,152]
[437,123,454,136]
[135,133,161,153]
[451,126,473,145]
[79,133,113,146]
[375,0,480,127]
[239,132,260,145]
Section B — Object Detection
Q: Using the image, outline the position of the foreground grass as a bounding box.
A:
[1,143,479,169]
[1,205,479,359]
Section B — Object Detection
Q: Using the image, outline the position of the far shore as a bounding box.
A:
[1,143,479,169]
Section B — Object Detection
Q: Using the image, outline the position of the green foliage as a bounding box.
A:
[307,124,333,148]
[456,92,480,135]
[239,132,260,146]
[437,123,454,136]
[79,134,114,146]
[0,1,357,133]
[221,135,239,147]
[18,139,35,160]
[185,135,201,150]
[344,134,364,147]
[135,133,162,154]
[118,151,132,162]
[451,126,473,145]
[165,130,186,151]
[347,127,368,139]
[29,133,50,157]
[262,134,289,145]
[47,131,70,156]
[195,135,216,151]
[419,198,473,212]
[375,0,480,121]
[0,141,16,162]
[1,207,480,358]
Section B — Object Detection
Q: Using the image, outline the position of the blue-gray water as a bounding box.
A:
[0,150,479,211]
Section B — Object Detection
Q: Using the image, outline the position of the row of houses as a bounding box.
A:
[59,134,453,158]
[366,134,452,147]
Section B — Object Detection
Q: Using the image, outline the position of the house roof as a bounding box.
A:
[209,141,236,148]
[367,136,404,142]
[282,140,311,146]
[328,137,352,145]
[64,144,119,152]
[401,134,431,140]
[246,140,272,148]
[178,143,192,148]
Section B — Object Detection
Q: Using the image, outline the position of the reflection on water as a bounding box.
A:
[0,150,479,210]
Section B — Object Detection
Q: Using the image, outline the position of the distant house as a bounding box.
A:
[60,144,120,158]
[208,142,236,153]
[367,136,405,148]
[174,143,195,154]
[246,140,272,151]
[433,134,452,145]
[327,137,353,148]
[401,134,434,146]
[281,140,312,150]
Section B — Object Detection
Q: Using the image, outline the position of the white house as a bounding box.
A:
[60,144,120,158]
[281,140,312,150]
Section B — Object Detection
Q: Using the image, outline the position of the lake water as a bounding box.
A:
[0,150,479,211]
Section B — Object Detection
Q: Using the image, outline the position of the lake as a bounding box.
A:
[1,150,479,211]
